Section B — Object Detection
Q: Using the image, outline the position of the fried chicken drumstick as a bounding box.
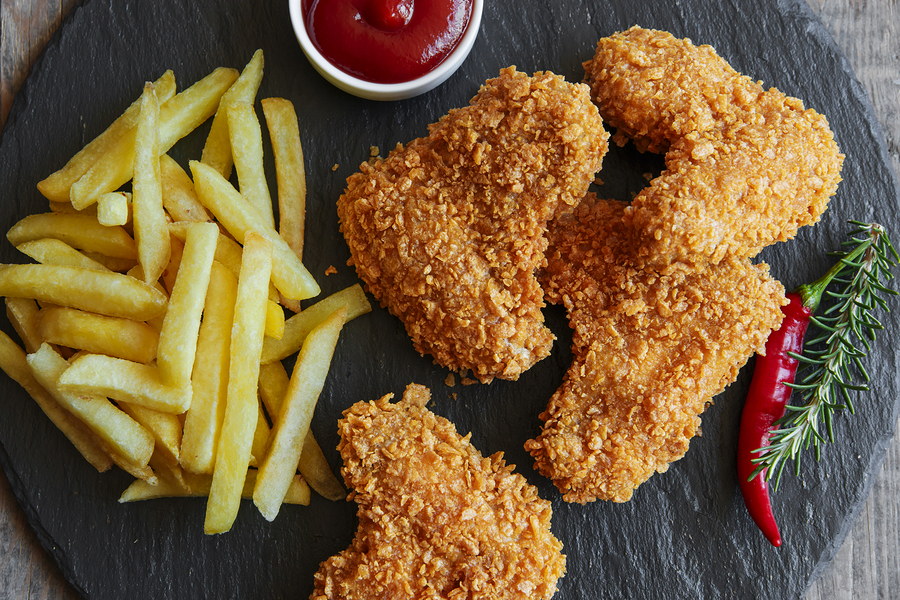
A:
[338,67,608,382]
[313,384,566,600]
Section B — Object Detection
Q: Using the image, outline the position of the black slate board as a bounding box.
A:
[1,0,898,599]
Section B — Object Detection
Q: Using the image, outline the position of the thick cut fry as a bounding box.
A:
[69,67,239,210]
[6,297,44,353]
[253,307,345,521]
[205,231,273,534]
[36,70,177,202]
[0,264,168,320]
[120,469,310,505]
[15,239,111,272]
[97,192,131,227]
[118,401,182,465]
[201,49,264,180]
[148,449,189,492]
[8,213,137,259]
[157,221,218,388]
[38,306,158,363]
[132,83,170,284]
[261,284,371,363]
[160,155,213,223]
[227,101,275,228]
[251,401,271,467]
[190,160,320,302]
[170,222,280,300]
[261,97,306,261]
[25,344,154,467]
[58,353,191,414]
[181,262,236,475]
[258,356,343,500]
[297,433,346,501]
[265,300,285,340]
[0,332,113,472]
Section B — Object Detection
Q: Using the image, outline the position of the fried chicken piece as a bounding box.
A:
[526,195,786,503]
[583,26,843,271]
[337,67,609,382]
[312,384,566,600]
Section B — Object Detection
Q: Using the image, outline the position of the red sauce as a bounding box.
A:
[303,0,474,84]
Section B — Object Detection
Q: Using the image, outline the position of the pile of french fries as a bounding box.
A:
[0,51,372,534]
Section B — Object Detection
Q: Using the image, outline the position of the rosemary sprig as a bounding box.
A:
[751,221,899,489]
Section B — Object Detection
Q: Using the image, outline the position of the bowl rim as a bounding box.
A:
[288,0,484,100]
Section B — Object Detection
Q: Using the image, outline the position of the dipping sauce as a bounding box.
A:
[303,0,474,84]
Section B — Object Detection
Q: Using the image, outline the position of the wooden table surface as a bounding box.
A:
[1,0,898,598]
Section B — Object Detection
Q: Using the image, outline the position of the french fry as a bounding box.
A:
[80,252,136,273]
[160,155,213,223]
[120,469,310,505]
[258,343,344,500]
[227,101,275,228]
[157,221,218,388]
[253,307,346,521]
[97,192,131,227]
[0,331,113,472]
[265,299,285,340]
[118,401,183,466]
[69,67,239,210]
[15,239,111,272]
[0,264,168,320]
[38,306,158,363]
[257,360,291,419]
[250,401,271,468]
[15,239,111,274]
[190,160,320,302]
[181,261,236,475]
[205,231,273,534]
[36,70,177,203]
[261,284,371,363]
[159,233,186,295]
[201,49,264,180]
[7,213,137,259]
[26,343,154,467]
[261,97,306,261]
[297,433,346,501]
[148,449,189,493]
[132,83,170,284]
[5,297,44,353]
[169,222,280,301]
[57,353,191,414]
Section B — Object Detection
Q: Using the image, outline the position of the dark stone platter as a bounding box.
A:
[1,0,898,598]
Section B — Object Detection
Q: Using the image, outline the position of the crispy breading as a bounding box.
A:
[337,67,608,382]
[313,384,566,600]
[526,196,786,503]
[583,26,843,270]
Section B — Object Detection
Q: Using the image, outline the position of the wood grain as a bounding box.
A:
[0,0,897,599]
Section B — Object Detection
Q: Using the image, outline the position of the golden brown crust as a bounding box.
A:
[584,26,844,270]
[337,67,609,382]
[313,384,566,600]
[527,195,787,503]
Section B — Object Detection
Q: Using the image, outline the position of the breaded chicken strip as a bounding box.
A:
[526,196,786,503]
[583,26,843,271]
[312,384,566,600]
[338,67,608,382]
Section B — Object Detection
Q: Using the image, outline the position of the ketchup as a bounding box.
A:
[303,0,474,84]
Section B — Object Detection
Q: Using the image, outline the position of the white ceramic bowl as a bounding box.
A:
[288,0,483,101]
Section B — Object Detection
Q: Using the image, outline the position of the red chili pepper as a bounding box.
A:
[737,248,861,546]
[737,291,812,547]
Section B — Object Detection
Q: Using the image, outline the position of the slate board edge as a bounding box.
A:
[0,0,94,596]
[0,0,898,598]
[783,0,900,595]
